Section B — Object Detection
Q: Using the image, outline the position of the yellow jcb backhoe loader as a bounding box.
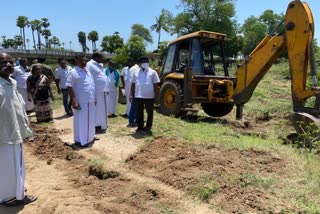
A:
[158,0,320,136]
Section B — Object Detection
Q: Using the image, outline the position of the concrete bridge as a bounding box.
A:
[0,49,115,63]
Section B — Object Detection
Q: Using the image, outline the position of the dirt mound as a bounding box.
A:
[25,124,181,213]
[127,137,298,213]
[26,124,76,162]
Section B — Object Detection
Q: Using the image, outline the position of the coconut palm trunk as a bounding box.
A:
[22,27,26,50]
[32,29,37,50]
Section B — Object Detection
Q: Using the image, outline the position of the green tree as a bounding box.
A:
[42,29,51,48]
[31,19,42,50]
[78,31,88,52]
[48,36,60,48]
[167,0,240,57]
[131,24,153,44]
[28,20,38,50]
[14,35,23,49]
[125,35,146,60]
[41,18,50,48]
[101,32,124,53]
[150,9,171,50]
[240,10,283,56]
[16,16,28,50]
[170,0,236,36]
[88,30,99,52]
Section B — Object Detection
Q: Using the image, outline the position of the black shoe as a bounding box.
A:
[109,114,117,118]
[94,137,100,141]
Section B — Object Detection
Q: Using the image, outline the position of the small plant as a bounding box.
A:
[236,173,276,189]
[65,151,79,160]
[88,159,120,180]
[293,120,320,152]
[191,176,219,202]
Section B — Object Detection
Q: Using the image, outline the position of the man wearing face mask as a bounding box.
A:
[105,60,119,117]
[67,54,96,147]
[130,56,160,134]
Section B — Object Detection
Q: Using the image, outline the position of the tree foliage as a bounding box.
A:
[16,16,28,50]
[131,24,153,44]
[88,30,99,52]
[241,11,283,56]
[101,32,124,53]
[168,0,241,57]
[150,9,171,50]
[78,31,88,52]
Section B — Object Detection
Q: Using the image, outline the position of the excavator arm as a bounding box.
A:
[234,0,319,116]
[233,0,320,138]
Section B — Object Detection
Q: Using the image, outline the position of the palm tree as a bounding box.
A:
[78,31,87,52]
[150,9,170,50]
[88,30,99,52]
[16,16,28,50]
[28,20,38,50]
[14,35,23,49]
[41,18,50,48]
[26,38,30,49]
[29,19,42,50]
[42,29,51,48]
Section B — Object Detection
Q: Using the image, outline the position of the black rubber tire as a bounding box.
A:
[201,103,234,117]
[159,80,183,116]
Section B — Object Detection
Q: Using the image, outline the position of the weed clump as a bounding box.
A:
[88,159,120,180]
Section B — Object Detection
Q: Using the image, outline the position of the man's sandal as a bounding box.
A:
[3,195,38,207]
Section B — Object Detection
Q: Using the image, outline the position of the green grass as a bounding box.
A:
[190,175,220,202]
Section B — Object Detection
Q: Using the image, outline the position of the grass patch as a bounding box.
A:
[189,175,220,202]
[235,173,277,189]
[88,159,120,180]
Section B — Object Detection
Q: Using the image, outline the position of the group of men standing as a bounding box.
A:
[0,51,160,207]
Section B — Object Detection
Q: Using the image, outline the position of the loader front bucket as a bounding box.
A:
[290,112,320,147]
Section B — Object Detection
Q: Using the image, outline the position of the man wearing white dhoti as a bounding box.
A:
[0,53,37,207]
[105,60,119,117]
[67,55,96,147]
[86,52,108,133]
[11,58,34,113]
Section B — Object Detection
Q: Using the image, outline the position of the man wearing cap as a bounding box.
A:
[87,52,108,133]
[130,56,160,134]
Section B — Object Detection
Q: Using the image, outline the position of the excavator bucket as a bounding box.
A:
[290,112,320,147]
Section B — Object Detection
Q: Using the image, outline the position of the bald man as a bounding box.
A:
[0,53,37,206]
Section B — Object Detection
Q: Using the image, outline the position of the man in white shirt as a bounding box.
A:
[105,60,120,117]
[55,58,73,116]
[0,53,37,206]
[11,58,34,113]
[86,52,108,133]
[120,58,135,117]
[67,55,96,147]
[130,56,160,134]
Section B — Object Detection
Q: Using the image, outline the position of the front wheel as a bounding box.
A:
[201,103,234,117]
[159,81,183,116]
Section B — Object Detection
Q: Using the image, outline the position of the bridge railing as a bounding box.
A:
[0,49,115,58]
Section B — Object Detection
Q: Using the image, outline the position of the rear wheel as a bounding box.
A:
[159,81,183,116]
[201,103,234,117]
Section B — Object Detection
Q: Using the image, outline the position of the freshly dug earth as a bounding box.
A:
[127,137,299,213]
[23,124,183,214]
[2,121,302,213]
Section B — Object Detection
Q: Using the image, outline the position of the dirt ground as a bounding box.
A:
[0,107,299,214]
